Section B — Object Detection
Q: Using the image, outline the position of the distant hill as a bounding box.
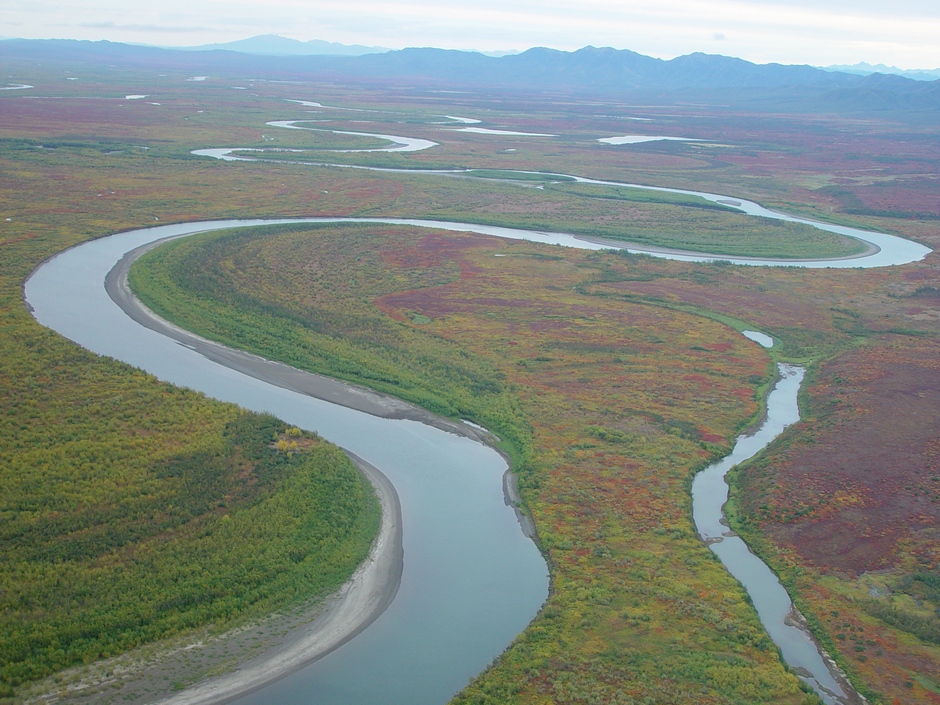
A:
[821,62,940,82]
[172,35,516,58]
[2,38,937,114]
[174,34,390,56]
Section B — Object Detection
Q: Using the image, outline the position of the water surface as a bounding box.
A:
[693,365,853,704]
[598,135,704,144]
[741,329,774,347]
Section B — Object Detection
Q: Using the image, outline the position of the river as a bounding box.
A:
[25,220,549,705]
[192,149,931,268]
[693,364,858,705]
[25,176,924,702]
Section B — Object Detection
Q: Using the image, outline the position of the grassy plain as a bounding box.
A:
[1,55,939,704]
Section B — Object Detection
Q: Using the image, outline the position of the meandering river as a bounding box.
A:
[193,148,930,268]
[26,128,930,702]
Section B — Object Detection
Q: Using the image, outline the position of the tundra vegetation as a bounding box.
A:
[1,59,938,704]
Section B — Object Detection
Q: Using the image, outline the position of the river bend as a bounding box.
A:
[26,142,925,701]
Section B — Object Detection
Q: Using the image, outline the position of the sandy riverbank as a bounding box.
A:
[151,452,402,705]
[21,451,402,705]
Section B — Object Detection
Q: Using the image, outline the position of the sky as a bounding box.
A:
[3,0,939,69]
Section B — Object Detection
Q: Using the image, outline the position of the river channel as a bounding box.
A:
[25,195,923,703]
[25,219,550,705]
[193,143,931,268]
[693,364,857,705]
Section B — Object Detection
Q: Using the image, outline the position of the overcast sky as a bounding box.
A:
[3,0,939,68]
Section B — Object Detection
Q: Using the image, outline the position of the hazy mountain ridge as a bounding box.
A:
[822,62,940,81]
[172,35,517,58]
[174,34,390,56]
[2,38,937,112]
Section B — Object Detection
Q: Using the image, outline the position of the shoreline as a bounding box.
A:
[151,452,403,705]
[571,231,878,263]
[18,439,404,705]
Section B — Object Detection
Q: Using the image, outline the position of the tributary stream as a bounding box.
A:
[693,364,858,704]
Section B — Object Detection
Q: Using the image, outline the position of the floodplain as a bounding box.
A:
[1,56,939,705]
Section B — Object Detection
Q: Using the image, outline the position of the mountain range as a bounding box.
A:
[174,34,390,57]
[821,62,940,82]
[174,35,940,81]
[2,38,937,114]
[171,35,519,58]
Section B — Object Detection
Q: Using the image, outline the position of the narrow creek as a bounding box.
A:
[692,363,861,704]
